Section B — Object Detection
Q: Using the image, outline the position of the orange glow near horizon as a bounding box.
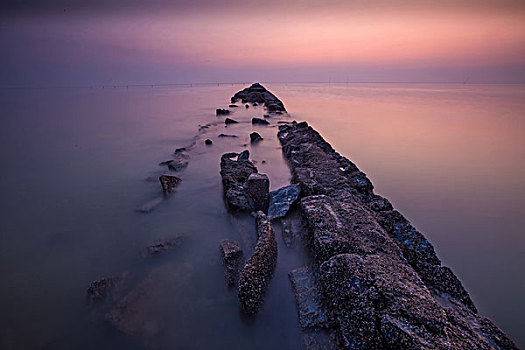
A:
[3,0,525,84]
[33,7,522,68]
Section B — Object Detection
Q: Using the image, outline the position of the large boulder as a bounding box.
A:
[219,152,257,211]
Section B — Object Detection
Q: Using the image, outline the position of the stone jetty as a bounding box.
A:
[277,120,517,349]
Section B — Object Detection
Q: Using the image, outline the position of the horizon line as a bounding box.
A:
[1,80,525,90]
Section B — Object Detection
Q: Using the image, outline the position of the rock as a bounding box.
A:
[263,114,270,118]
[136,197,163,213]
[216,108,230,116]
[143,236,184,257]
[320,253,448,349]
[159,159,188,172]
[87,273,132,306]
[173,149,190,159]
[244,173,270,212]
[238,212,277,316]
[281,219,294,248]
[220,240,243,287]
[289,267,330,330]
[250,132,263,143]
[205,139,213,145]
[245,104,249,108]
[268,184,300,220]
[218,133,238,138]
[104,262,194,346]
[224,118,238,124]
[159,174,181,193]
[237,150,250,160]
[252,117,270,125]
[231,83,286,113]
[253,102,258,106]
[219,152,258,211]
[229,104,238,108]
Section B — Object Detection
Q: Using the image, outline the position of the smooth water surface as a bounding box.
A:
[0,83,523,348]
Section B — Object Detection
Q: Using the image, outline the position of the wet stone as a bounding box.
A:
[237,150,250,161]
[250,132,263,143]
[216,108,230,116]
[252,117,270,125]
[289,267,330,330]
[238,212,277,317]
[220,239,243,287]
[244,173,270,212]
[159,174,181,193]
[268,184,300,220]
[224,118,238,124]
[143,236,184,257]
[205,139,213,145]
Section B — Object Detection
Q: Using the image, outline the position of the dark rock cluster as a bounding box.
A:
[237,212,278,316]
[278,121,517,349]
[231,83,286,113]
[216,108,230,116]
[219,151,269,212]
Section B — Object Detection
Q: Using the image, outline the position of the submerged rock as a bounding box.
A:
[252,117,270,125]
[224,118,238,124]
[87,273,132,306]
[268,184,300,220]
[143,236,184,257]
[104,262,194,347]
[218,133,238,138]
[136,197,163,213]
[289,267,330,330]
[159,159,188,172]
[159,174,181,193]
[250,132,263,143]
[216,108,230,116]
[238,212,277,316]
[220,239,243,287]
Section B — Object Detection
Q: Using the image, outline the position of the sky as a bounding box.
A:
[1,0,525,86]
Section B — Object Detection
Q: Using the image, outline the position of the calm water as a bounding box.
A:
[0,83,523,348]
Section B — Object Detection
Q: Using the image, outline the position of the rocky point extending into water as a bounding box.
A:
[231,82,286,114]
[277,120,517,349]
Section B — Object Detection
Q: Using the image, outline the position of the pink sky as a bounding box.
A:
[1,0,524,85]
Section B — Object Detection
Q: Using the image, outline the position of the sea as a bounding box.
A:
[0,83,523,349]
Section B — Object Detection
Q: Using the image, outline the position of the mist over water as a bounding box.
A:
[0,83,523,348]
